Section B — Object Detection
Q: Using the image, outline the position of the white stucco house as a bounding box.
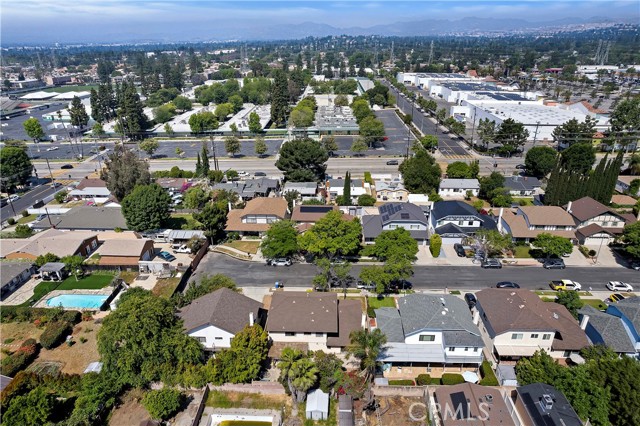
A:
[438,179,480,198]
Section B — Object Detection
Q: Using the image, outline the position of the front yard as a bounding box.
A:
[224,240,261,254]
[367,296,396,317]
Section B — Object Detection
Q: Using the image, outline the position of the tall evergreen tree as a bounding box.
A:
[270,70,289,127]
[117,81,150,140]
[588,154,608,202]
[201,144,210,177]
[343,172,351,204]
[195,152,202,177]
[545,162,561,205]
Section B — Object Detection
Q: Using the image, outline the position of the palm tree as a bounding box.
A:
[289,358,318,403]
[347,328,387,382]
[628,154,640,175]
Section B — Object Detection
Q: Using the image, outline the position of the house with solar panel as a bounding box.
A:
[429,200,498,245]
[362,203,429,245]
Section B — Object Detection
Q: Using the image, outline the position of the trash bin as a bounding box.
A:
[275,282,280,289]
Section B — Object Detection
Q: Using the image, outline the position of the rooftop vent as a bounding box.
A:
[485,394,494,403]
[542,394,554,410]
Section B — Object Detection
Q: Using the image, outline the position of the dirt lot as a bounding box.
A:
[109,389,152,426]
[364,396,429,426]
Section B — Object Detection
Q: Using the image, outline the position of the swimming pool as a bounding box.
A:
[46,294,109,309]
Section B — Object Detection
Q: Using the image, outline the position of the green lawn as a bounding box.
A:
[20,281,61,306]
[163,213,200,230]
[42,85,99,93]
[224,240,261,254]
[513,198,534,206]
[513,245,534,258]
[57,273,115,290]
[368,296,396,309]
[17,214,37,224]
[581,299,608,310]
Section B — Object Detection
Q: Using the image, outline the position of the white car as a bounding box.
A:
[7,194,19,202]
[606,281,634,292]
[237,171,249,177]
[171,244,191,254]
[46,146,59,151]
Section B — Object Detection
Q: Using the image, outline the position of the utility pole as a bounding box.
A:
[532,121,541,146]
[45,158,55,185]
[209,135,219,171]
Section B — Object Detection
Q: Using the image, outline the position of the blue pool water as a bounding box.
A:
[46,294,108,309]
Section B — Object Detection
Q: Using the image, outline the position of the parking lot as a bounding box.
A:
[1,103,72,142]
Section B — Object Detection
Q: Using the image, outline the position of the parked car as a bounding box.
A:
[606,281,633,292]
[254,171,267,177]
[268,258,292,266]
[171,244,191,254]
[608,293,627,303]
[390,280,412,291]
[0,198,7,207]
[7,194,19,202]
[61,164,74,169]
[386,160,399,166]
[481,258,502,269]
[157,251,176,262]
[454,243,466,257]
[515,164,526,170]
[46,146,59,152]
[36,214,47,222]
[464,293,477,308]
[356,282,376,290]
[496,281,520,289]
[629,261,640,271]
[549,279,582,291]
[543,258,565,269]
[237,171,249,177]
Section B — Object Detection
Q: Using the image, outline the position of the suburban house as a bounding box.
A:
[225,197,288,237]
[0,229,98,261]
[499,206,577,243]
[429,201,498,244]
[282,182,320,201]
[434,383,517,426]
[514,383,584,426]
[374,179,410,202]
[178,288,265,352]
[68,178,111,200]
[504,176,542,197]
[265,292,363,358]
[167,230,206,245]
[36,206,128,232]
[95,239,155,267]
[374,295,484,369]
[362,203,429,245]
[438,179,480,198]
[155,177,189,193]
[213,178,279,200]
[615,175,640,196]
[291,205,354,231]
[1,262,36,299]
[475,289,589,360]
[566,197,632,245]
[325,178,370,203]
[602,296,640,355]
[578,306,638,357]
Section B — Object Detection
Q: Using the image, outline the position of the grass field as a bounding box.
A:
[224,240,261,254]
[57,273,115,290]
[42,85,99,93]
[35,320,102,375]
[581,299,608,310]
[513,246,534,258]
[21,281,61,306]
[152,277,181,299]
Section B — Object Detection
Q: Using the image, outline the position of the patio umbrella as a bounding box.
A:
[462,371,479,383]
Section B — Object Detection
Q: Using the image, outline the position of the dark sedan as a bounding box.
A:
[481,258,502,269]
[496,281,520,289]
[464,293,477,308]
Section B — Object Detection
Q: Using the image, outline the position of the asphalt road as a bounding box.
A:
[193,253,640,291]
[1,184,58,221]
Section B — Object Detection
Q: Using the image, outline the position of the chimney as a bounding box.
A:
[580,314,589,330]
[249,312,255,327]
[497,208,504,233]
[567,201,572,213]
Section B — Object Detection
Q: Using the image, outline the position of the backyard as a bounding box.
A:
[152,277,181,299]
[20,272,116,307]
[206,390,290,412]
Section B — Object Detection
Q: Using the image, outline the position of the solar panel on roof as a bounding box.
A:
[450,392,470,420]
[400,213,410,219]
[300,206,333,213]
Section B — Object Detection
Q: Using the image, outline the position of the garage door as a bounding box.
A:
[440,237,463,245]
[584,236,611,245]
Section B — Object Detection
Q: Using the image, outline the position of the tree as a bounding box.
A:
[476,118,496,148]
[298,210,362,259]
[200,144,210,177]
[248,111,262,133]
[323,135,338,154]
[472,229,512,260]
[176,274,237,307]
[22,117,45,144]
[188,111,218,134]
[139,139,159,157]
[313,351,344,393]
[334,94,349,107]
[290,106,314,128]
[622,221,640,259]
[357,194,376,206]
[430,233,442,257]
[3,386,54,426]
[533,233,573,258]
[0,147,32,191]
[69,95,90,134]
[193,201,228,244]
[98,289,203,388]
[142,388,184,421]
[172,96,192,112]
[525,146,558,178]
[35,253,60,267]
[92,122,106,138]
[399,150,441,194]
[102,146,151,201]
[420,134,438,151]
[260,220,299,259]
[116,81,151,139]
[253,136,268,157]
[121,184,171,232]
[164,123,175,136]
[351,99,373,123]
[183,186,211,210]
[270,69,289,127]
[560,143,595,174]
[343,172,351,205]
[347,329,387,382]
[153,104,176,123]
[446,161,472,178]
[368,228,418,262]
[495,118,529,154]
[224,136,241,157]
[359,265,392,294]
[478,172,504,200]
[358,116,385,145]
[556,291,583,319]
[628,153,640,175]
[276,138,328,182]
[14,224,34,238]
[278,350,318,403]
[208,324,269,385]
[60,255,84,280]
[552,117,596,147]
[435,108,446,124]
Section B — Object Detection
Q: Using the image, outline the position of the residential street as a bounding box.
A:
[1,184,58,222]
[192,253,640,291]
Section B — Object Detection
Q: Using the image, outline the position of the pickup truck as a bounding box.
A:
[549,279,581,291]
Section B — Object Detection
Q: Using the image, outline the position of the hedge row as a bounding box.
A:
[415,374,431,386]
[0,339,38,377]
[1,306,82,324]
[440,373,465,385]
[40,321,72,350]
[388,379,415,386]
[479,361,499,386]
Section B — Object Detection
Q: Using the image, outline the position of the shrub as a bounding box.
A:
[479,360,499,386]
[1,307,64,323]
[14,224,33,238]
[21,210,29,218]
[61,310,81,324]
[430,234,442,257]
[440,373,465,385]
[7,218,16,225]
[0,339,39,376]
[79,337,88,344]
[388,379,415,386]
[3,338,14,344]
[40,321,72,350]
[416,374,431,386]
[142,388,185,420]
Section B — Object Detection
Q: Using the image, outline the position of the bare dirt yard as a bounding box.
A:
[108,389,152,426]
[364,396,429,426]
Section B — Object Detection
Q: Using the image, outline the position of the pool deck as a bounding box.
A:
[33,288,115,310]
[200,408,281,426]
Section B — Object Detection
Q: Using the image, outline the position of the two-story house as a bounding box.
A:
[567,197,634,245]
[429,200,498,244]
[438,179,480,198]
[225,197,288,237]
[600,296,640,356]
[504,176,541,197]
[362,203,429,245]
[291,205,355,233]
[265,292,363,359]
[374,294,484,370]
[374,180,410,202]
[514,383,585,426]
[499,206,576,243]
[615,176,640,196]
[578,305,638,358]
[476,289,589,360]
[325,179,369,203]
[178,288,265,352]
[68,178,112,200]
[213,178,279,201]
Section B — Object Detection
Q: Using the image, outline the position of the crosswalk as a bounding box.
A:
[442,153,473,159]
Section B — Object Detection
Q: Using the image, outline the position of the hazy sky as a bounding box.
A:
[2,1,638,44]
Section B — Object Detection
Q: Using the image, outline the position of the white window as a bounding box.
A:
[285,332,295,337]
[448,347,455,351]
[316,332,323,337]
[543,334,552,340]
[464,347,469,352]
[511,333,524,340]
[410,225,419,230]
[473,347,479,352]
[215,337,223,340]
[531,334,539,339]
[245,217,257,223]
[197,337,206,343]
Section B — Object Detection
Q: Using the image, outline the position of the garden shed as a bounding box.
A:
[306,389,329,420]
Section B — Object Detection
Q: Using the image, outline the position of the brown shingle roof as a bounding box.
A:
[502,212,576,240]
[518,206,576,226]
[326,299,363,348]
[476,289,588,351]
[98,239,153,257]
[435,383,516,426]
[178,288,263,334]
[225,197,288,233]
[575,223,614,239]
[266,292,338,333]
[75,178,107,190]
[291,205,338,223]
[567,197,624,222]
[611,194,637,206]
